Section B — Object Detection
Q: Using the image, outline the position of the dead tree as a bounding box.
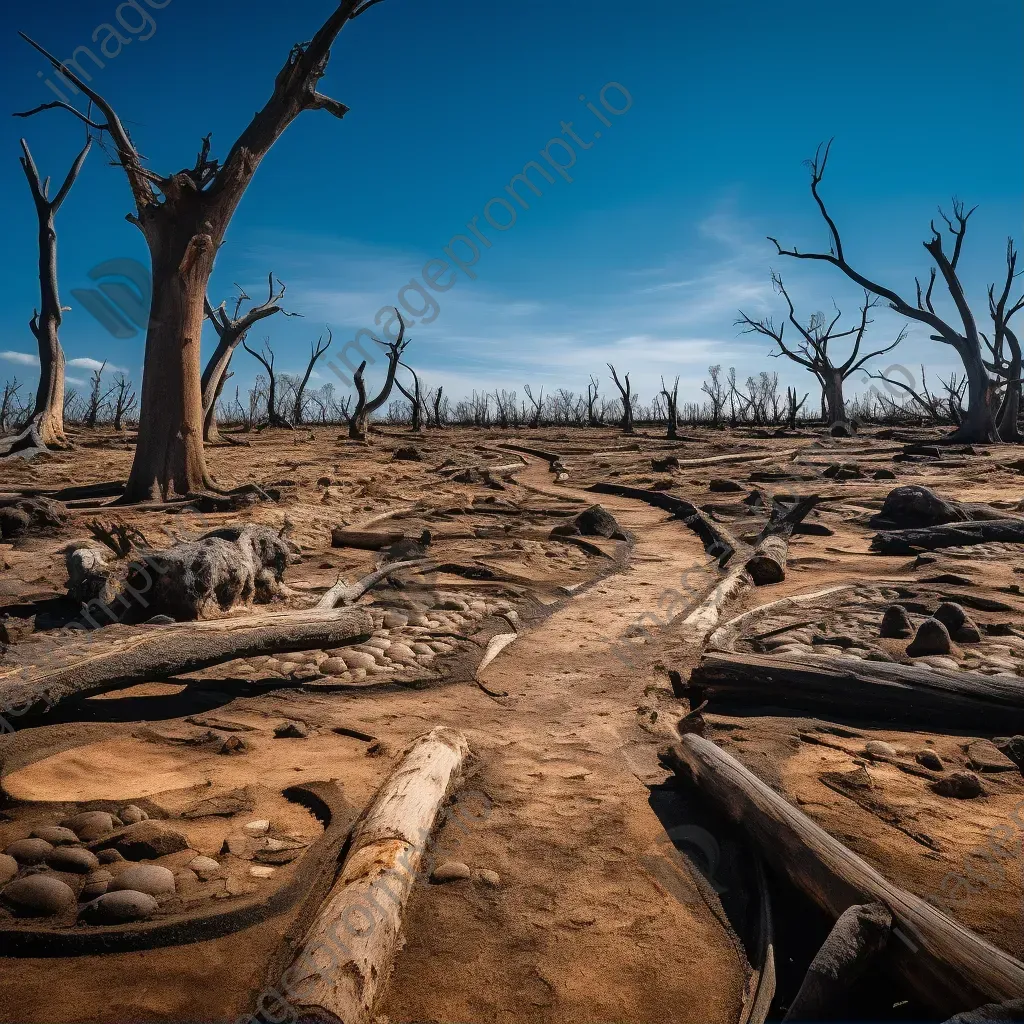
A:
[701,365,727,427]
[84,362,116,429]
[785,386,808,429]
[203,275,298,442]
[350,310,408,440]
[110,373,137,431]
[770,140,1004,443]
[242,338,291,429]
[984,240,1024,442]
[1,380,25,434]
[607,363,634,434]
[738,272,903,432]
[661,375,680,439]
[15,2,389,500]
[523,384,543,428]
[1,137,91,458]
[293,327,332,426]
[395,361,425,432]
[586,374,601,426]
[429,386,446,428]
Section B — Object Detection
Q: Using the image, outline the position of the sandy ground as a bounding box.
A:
[0,425,1022,1023]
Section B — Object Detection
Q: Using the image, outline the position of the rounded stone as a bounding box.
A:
[188,856,222,881]
[916,750,944,771]
[319,657,348,675]
[243,820,270,837]
[879,605,913,639]
[119,805,149,825]
[80,869,113,901]
[97,849,125,865]
[0,854,18,885]
[477,869,501,888]
[80,889,158,924]
[109,864,175,896]
[932,770,983,799]
[906,618,952,657]
[5,838,53,865]
[30,826,80,846]
[62,810,118,842]
[1,874,75,916]
[387,643,416,664]
[864,741,898,759]
[932,602,967,633]
[343,650,378,671]
[46,846,100,873]
[382,611,408,628]
[99,821,189,860]
[431,860,471,883]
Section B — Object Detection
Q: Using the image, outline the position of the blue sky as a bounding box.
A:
[1,0,1021,410]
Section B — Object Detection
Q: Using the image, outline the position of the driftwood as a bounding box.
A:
[688,651,1024,732]
[744,496,819,585]
[678,564,753,648]
[281,726,470,1024]
[588,482,738,564]
[0,607,373,726]
[782,902,892,1020]
[664,735,1024,1016]
[872,519,1024,554]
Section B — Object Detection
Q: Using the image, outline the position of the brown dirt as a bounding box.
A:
[0,425,1022,1022]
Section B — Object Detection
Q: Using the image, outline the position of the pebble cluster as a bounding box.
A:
[244,590,517,686]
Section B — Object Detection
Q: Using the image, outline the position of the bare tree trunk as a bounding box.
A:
[997,331,1022,442]
[2,139,90,458]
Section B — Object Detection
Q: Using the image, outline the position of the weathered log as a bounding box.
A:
[678,565,753,648]
[872,519,1024,554]
[689,651,1024,732]
[281,726,470,1024]
[331,528,407,550]
[664,735,1024,1016]
[782,902,892,1020]
[744,496,820,585]
[0,607,373,726]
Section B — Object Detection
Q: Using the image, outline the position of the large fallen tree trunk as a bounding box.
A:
[0,607,373,728]
[872,519,1024,554]
[280,726,470,1024]
[664,735,1024,1017]
[677,564,753,648]
[744,496,819,585]
[688,651,1024,732]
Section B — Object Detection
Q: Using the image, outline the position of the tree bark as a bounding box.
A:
[823,370,846,427]
[664,735,1024,1017]
[281,726,470,1024]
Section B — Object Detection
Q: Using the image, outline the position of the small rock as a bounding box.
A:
[932,770,983,799]
[188,856,222,881]
[431,860,471,883]
[994,736,1024,770]
[392,446,423,461]
[319,657,348,675]
[906,618,952,657]
[62,810,119,842]
[291,665,323,683]
[274,721,309,739]
[97,849,125,864]
[968,740,1019,773]
[387,642,416,664]
[382,611,409,629]
[1,874,75,916]
[932,602,966,633]
[917,655,959,671]
[249,865,275,879]
[341,650,378,671]
[879,605,913,639]
[476,869,500,888]
[864,741,898,759]
[46,846,100,873]
[118,805,149,825]
[30,826,80,845]
[709,478,743,492]
[915,750,944,771]
[873,468,897,480]
[80,890,158,924]
[0,854,18,884]
[80,869,113,901]
[97,821,189,860]
[109,864,176,896]
[5,838,53,865]
[243,820,271,837]
[181,789,255,819]
[219,735,249,756]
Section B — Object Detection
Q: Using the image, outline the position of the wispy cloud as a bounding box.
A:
[67,357,127,373]
[0,350,39,367]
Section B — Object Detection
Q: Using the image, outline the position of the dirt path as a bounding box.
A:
[377,459,747,1023]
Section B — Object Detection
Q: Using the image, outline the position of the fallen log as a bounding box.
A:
[745,496,820,585]
[688,651,1024,732]
[331,528,408,550]
[588,482,738,564]
[872,519,1024,555]
[664,735,1024,1016]
[783,902,892,1021]
[280,726,470,1024]
[0,607,373,727]
[678,564,753,648]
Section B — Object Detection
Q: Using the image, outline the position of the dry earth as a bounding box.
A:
[1,424,1023,1023]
